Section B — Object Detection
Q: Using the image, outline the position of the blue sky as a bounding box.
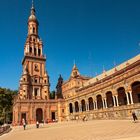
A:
[0,0,140,91]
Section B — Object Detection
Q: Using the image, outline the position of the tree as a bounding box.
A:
[0,87,17,125]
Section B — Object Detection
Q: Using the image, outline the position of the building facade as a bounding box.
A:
[13,3,140,125]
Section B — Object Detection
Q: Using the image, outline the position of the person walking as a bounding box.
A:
[22,118,26,130]
[132,111,138,122]
[36,121,39,128]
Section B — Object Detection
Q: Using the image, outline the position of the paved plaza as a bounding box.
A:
[1,120,140,140]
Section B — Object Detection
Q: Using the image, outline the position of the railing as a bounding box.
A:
[0,125,11,136]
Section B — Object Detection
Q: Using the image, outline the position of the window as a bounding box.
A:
[44,80,46,83]
[35,79,37,83]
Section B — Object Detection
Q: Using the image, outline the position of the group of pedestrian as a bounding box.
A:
[22,118,40,130]
[21,111,138,130]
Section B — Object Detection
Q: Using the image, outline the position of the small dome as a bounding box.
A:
[28,14,38,23]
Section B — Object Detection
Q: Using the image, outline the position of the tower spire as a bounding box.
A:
[30,0,35,16]
[32,0,34,8]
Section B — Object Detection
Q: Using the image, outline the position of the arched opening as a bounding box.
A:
[97,95,103,109]
[33,27,35,34]
[106,91,113,108]
[81,99,86,112]
[75,101,79,112]
[36,108,43,123]
[131,81,140,103]
[88,97,94,110]
[29,47,32,54]
[34,88,39,99]
[38,49,41,56]
[34,47,37,56]
[69,103,73,113]
[117,87,127,106]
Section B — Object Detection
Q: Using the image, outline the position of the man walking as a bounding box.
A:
[132,111,138,122]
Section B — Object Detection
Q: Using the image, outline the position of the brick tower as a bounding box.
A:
[13,2,53,125]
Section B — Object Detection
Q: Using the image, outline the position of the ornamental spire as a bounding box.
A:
[32,0,34,8]
[31,0,35,15]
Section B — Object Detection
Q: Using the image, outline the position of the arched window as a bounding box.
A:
[106,91,113,108]
[97,95,103,109]
[75,101,79,112]
[117,87,127,106]
[81,99,86,112]
[88,97,94,110]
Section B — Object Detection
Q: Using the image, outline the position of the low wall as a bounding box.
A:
[68,103,140,121]
[0,125,11,136]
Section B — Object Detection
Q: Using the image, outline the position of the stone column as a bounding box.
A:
[32,87,35,99]
[36,47,38,56]
[125,92,130,105]
[38,88,41,96]
[32,46,34,54]
[113,96,116,107]
[129,91,134,104]
[95,100,98,110]
[86,103,89,111]
[79,104,82,112]
[73,104,75,113]
[115,95,119,107]
[102,99,105,109]
[93,101,95,110]
[104,98,108,108]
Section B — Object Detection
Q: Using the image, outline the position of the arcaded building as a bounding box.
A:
[13,3,140,125]
[64,55,140,120]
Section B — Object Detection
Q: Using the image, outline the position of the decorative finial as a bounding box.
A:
[31,0,35,15]
[32,0,34,8]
